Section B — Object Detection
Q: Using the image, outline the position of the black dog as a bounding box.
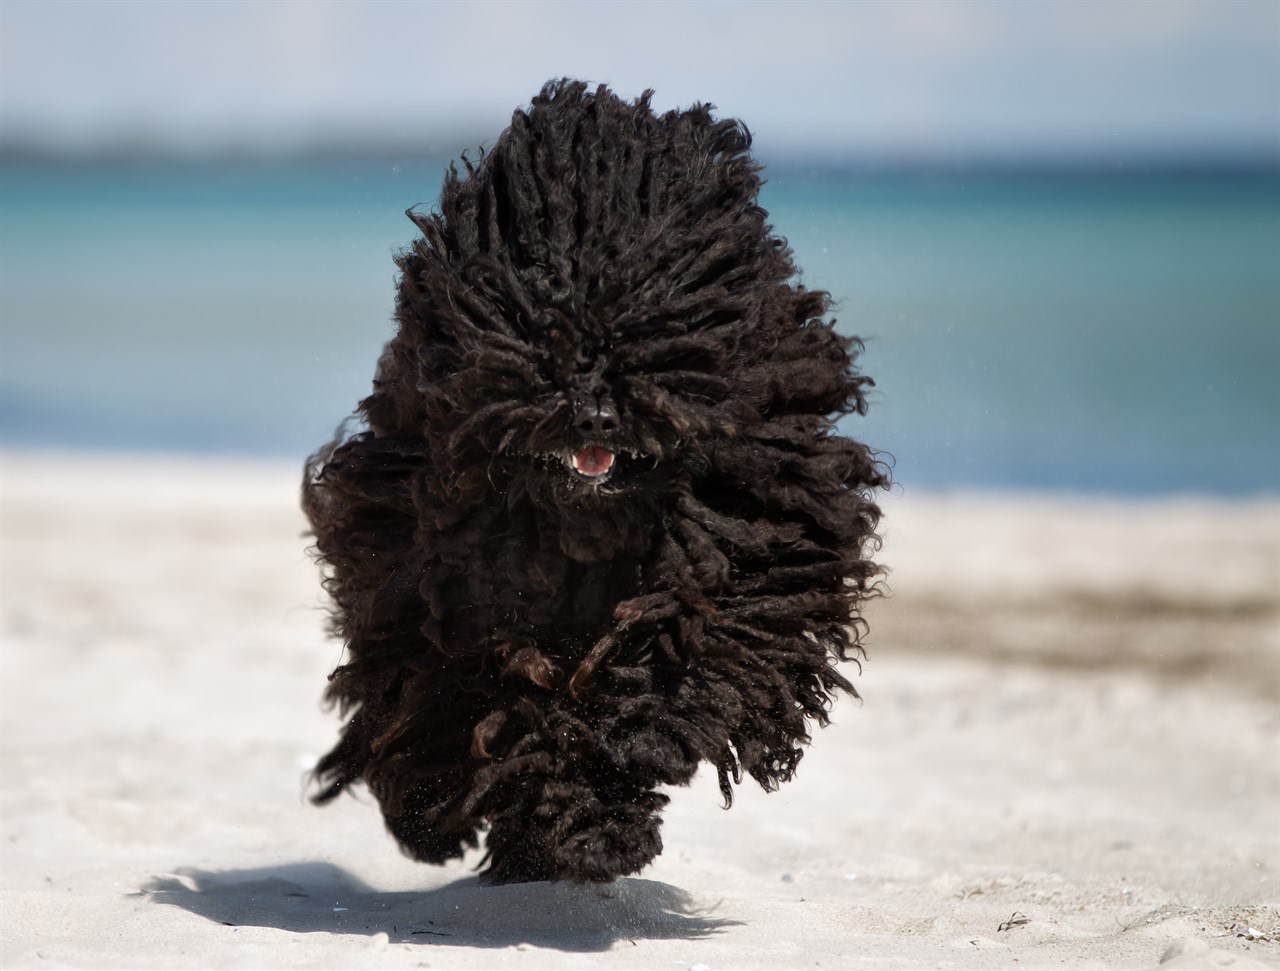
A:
[304,80,887,884]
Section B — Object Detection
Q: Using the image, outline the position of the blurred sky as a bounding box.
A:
[2,0,1278,162]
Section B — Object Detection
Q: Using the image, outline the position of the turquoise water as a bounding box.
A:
[1,160,1277,495]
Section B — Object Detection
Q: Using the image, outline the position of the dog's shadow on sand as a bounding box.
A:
[141,861,738,951]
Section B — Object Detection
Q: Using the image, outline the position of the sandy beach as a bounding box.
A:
[1,451,1276,970]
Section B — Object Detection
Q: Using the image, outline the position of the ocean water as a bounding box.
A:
[1,159,1277,496]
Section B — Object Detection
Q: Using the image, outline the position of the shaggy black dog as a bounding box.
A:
[304,80,887,884]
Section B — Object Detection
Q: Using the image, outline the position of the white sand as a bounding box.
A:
[2,452,1277,970]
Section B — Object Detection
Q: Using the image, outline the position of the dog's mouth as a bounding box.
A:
[568,445,616,480]
[535,443,652,488]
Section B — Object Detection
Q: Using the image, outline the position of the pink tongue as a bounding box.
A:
[573,446,615,476]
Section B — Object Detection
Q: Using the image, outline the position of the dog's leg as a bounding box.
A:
[481,777,668,884]
[474,681,696,883]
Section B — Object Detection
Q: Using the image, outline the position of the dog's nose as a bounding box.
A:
[574,399,619,438]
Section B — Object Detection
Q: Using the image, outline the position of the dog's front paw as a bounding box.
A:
[482,787,667,884]
[551,803,664,882]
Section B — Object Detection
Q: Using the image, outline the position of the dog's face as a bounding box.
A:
[433,320,732,512]
[388,310,738,563]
